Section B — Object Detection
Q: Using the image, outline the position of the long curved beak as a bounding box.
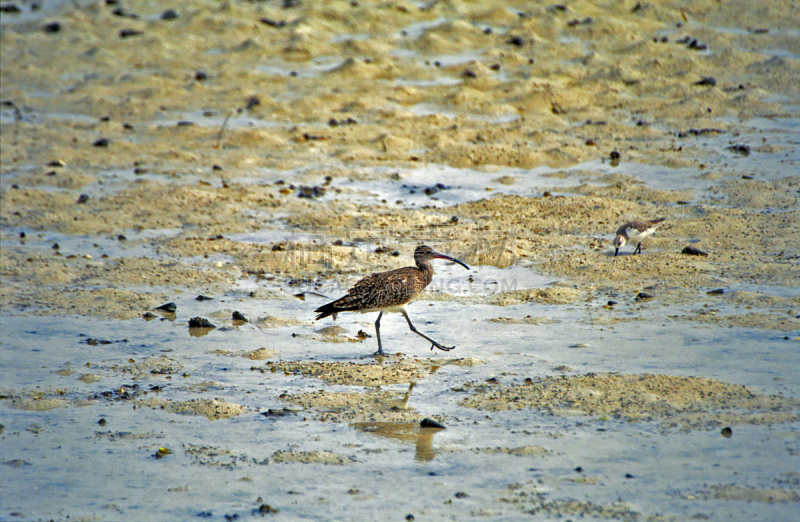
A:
[433,252,470,270]
[614,247,619,257]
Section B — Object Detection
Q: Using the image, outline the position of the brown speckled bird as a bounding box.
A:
[613,218,667,256]
[314,245,470,356]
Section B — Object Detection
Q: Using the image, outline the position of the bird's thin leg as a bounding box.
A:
[401,310,454,352]
[634,242,642,255]
[373,311,386,356]
[614,247,620,257]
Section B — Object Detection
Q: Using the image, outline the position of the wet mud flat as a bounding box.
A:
[1,0,800,520]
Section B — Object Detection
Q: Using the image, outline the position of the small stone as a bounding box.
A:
[195,71,208,81]
[682,246,708,256]
[98,418,107,426]
[635,292,654,301]
[76,194,90,204]
[196,295,213,301]
[260,17,287,28]
[721,426,733,438]
[47,159,66,167]
[707,288,725,295]
[93,138,109,147]
[188,317,215,328]
[420,418,445,429]
[507,36,524,46]
[143,311,157,320]
[43,21,61,33]
[607,300,617,306]
[160,9,178,20]
[693,76,716,86]
[609,150,621,159]
[232,311,247,322]
[454,492,468,498]
[245,96,261,110]
[155,302,177,312]
[119,29,143,38]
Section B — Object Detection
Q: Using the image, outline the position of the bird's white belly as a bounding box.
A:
[357,304,408,315]
[626,228,651,243]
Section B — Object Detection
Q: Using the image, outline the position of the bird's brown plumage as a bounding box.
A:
[313,245,469,355]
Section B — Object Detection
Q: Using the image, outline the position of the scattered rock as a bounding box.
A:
[420,418,445,429]
[682,246,709,256]
[119,29,143,39]
[188,317,215,328]
[155,302,177,312]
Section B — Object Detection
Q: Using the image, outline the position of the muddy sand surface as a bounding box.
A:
[1,0,799,520]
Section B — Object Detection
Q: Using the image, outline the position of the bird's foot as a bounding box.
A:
[373,349,387,357]
[430,342,455,352]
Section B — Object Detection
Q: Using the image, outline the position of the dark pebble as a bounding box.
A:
[196,295,213,301]
[607,300,617,306]
[45,170,57,177]
[420,418,446,429]
[260,408,292,418]
[507,36,524,46]
[212,164,222,171]
[297,185,325,198]
[721,426,733,438]
[119,29,143,38]
[98,418,107,426]
[52,243,60,250]
[155,302,177,312]
[688,39,707,50]
[117,234,127,241]
[160,9,178,20]
[727,144,750,156]
[575,466,583,473]
[143,311,157,319]
[47,159,65,167]
[625,473,634,479]
[176,120,195,127]
[681,246,708,256]
[195,71,208,81]
[19,231,25,238]
[188,317,215,328]
[454,492,468,498]
[43,21,61,33]
[76,194,90,204]
[635,292,654,301]
[111,7,138,18]
[707,288,725,295]
[196,512,213,519]
[134,167,148,174]
[282,0,301,7]
[260,17,287,28]
[609,150,621,159]
[693,76,717,86]
[245,95,261,110]
[405,515,415,522]
[93,138,109,147]
[255,504,278,515]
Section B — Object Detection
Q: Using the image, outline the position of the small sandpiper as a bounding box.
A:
[613,218,666,256]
